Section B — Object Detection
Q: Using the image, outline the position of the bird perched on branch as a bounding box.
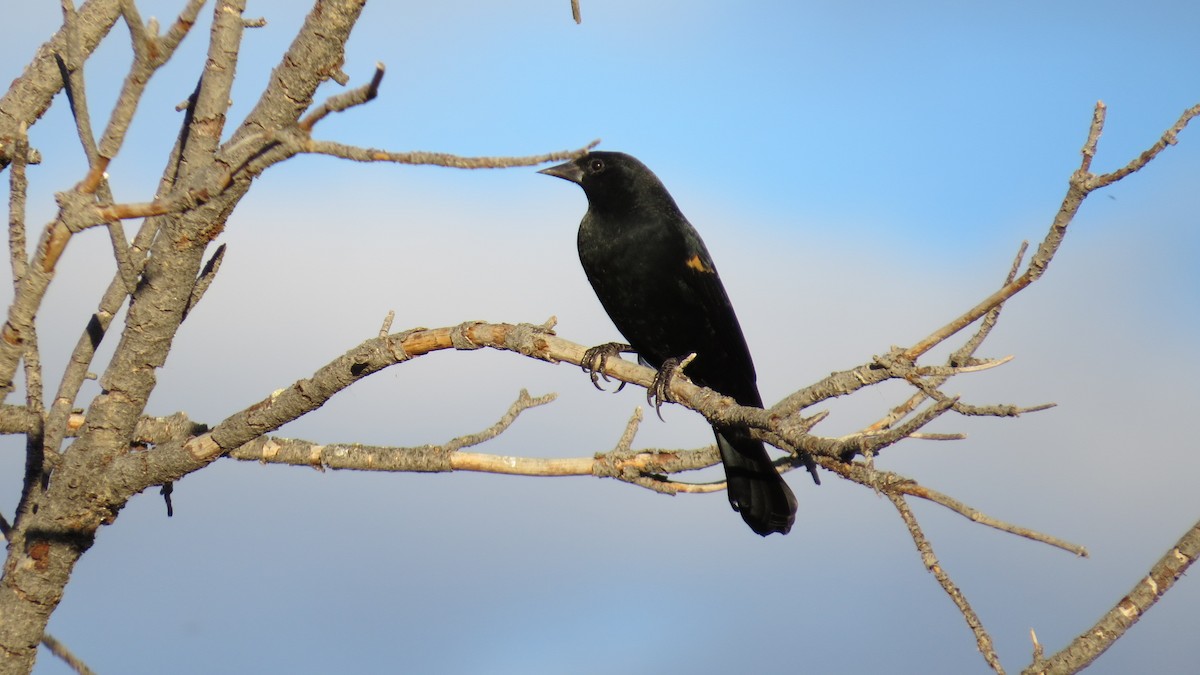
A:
[539,151,802,536]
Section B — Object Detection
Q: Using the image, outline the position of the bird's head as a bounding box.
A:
[539,151,676,216]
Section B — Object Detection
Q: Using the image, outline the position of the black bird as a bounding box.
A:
[540,151,799,536]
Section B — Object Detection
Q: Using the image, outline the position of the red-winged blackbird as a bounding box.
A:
[540,151,798,536]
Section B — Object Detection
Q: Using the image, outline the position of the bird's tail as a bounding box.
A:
[715,428,797,536]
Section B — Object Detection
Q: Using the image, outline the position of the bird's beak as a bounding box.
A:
[538,160,583,184]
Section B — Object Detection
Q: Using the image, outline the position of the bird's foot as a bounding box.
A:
[582,342,633,391]
[647,353,696,421]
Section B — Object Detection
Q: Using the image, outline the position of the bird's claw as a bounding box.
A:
[647,354,694,421]
[582,342,633,392]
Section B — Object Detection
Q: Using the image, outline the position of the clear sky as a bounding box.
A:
[2,2,1198,673]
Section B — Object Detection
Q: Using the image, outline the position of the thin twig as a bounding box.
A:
[613,406,643,453]
[446,389,557,451]
[39,632,97,675]
[227,390,559,472]
[1023,517,1200,674]
[378,310,395,338]
[1090,103,1200,189]
[58,1,100,172]
[298,62,385,131]
[866,241,1029,433]
[0,0,124,170]
[56,0,138,291]
[889,493,1005,674]
[182,243,226,319]
[8,123,29,287]
[775,102,1196,428]
[818,457,1088,556]
[303,138,601,168]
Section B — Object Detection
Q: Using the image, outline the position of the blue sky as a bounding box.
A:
[2,2,1198,673]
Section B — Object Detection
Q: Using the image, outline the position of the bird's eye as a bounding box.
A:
[588,158,605,173]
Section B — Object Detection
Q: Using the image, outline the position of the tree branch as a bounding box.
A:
[889,493,1005,674]
[1024,517,1200,674]
[0,0,124,170]
[903,101,1199,362]
[302,138,601,169]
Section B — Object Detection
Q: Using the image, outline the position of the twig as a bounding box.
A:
[1090,103,1200,188]
[0,0,124,170]
[1023,516,1200,674]
[55,0,137,290]
[56,0,144,290]
[298,63,385,131]
[446,389,557,451]
[378,310,395,338]
[773,101,1198,428]
[866,241,1029,433]
[892,365,1051,417]
[58,1,100,172]
[613,406,643,453]
[111,0,209,162]
[39,632,97,675]
[818,457,1087,556]
[302,138,601,168]
[227,390,559,472]
[0,0,208,400]
[901,480,1087,556]
[889,492,1005,674]
[907,432,965,441]
[904,102,1199,362]
[8,123,29,287]
[182,243,226,319]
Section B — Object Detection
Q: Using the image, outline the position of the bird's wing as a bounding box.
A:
[673,229,761,406]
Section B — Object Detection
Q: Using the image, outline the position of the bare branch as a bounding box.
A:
[378,310,395,338]
[0,0,208,401]
[7,124,29,287]
[907,432,966,441]
[57,1,102,175]
[0,0,124,169]
[182,243,226,319]
[900,480,1087,556]
[95,318,1081,567]
[1024,517,1200,674]
[1090,103,1200,189]
[867,241,1029,433]
[302,138,601,168]
[889,493,1005,674]
[298,63,386,131]
[819,458,1088,556]
[897,368,1055,420]
[228,390,559,472]
[446,389,557,452]
[38,633,97,675]
[902,102,1198,362]
[770,101,1197,437]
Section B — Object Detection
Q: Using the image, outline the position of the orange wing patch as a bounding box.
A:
[685,254,712,273]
